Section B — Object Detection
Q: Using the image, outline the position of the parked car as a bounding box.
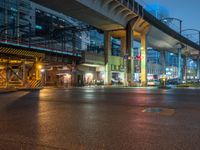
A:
[147,79,160,86]
[167,78,182,85]
[95,80,104,85]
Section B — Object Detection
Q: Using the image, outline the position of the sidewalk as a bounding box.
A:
[0,87,42,94]
[0,88,17,94]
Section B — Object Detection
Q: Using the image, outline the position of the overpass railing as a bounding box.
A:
[117,0,200,46]
[0,34,82,57]
[117,0,144,17]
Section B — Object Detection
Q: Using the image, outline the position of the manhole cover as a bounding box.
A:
[142,108,162,113]
[142,107,175,116]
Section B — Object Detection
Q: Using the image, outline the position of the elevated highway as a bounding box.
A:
[33,0,200,52]
[6,0,198,86]
[33,0,200,85]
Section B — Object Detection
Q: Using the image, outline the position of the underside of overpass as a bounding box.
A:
[25,0,200,85]
[33,0,200,52]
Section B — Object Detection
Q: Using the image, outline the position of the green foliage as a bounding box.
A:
[177,83,200,87]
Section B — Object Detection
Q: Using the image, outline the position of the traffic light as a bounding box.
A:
[136,55,143,60]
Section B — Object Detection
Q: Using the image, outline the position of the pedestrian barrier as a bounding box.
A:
[28,80,43,88]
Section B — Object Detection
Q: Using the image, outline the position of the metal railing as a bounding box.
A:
[116,0,145,18]
[117,0,200,45]
[0,33,82,57]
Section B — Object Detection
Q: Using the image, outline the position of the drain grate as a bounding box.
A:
[142,107,175,116]
[142,107,162,113]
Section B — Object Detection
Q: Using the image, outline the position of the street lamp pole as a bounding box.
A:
[181,29,200,45]
[199,32,200,45]
[160,17,183,35]
[180,20,182,35]
[160,17,183,80]
[181,29,200,81]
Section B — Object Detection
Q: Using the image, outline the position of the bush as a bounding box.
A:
[177,83,200,88]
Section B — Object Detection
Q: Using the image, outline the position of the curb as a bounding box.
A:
[0,88,43,94]
[17,88,42,91]
[0,89,17,94]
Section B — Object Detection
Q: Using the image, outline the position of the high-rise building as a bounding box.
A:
[0,0,95,51]
[30,2,84,51]
[0,0,31,41]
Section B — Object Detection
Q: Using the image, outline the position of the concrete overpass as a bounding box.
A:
[0,39,82,88]
[32,0,200,85]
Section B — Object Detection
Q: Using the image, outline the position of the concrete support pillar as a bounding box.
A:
[141,33,147,86]
[22,60,26,86]
[5,62,9,88]
[35,57,41,81]
[121,36,128,86]
[160,50,166,74]
[197,55,200,79]
[71,63,77,87]
[182,56,186,80]
[126,24,134,85]
[184,50,189,83]
[120,36,127,56]
[104,31,112,85]
[177,48,182,79]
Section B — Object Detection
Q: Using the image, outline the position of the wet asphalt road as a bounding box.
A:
[0,87,200,150]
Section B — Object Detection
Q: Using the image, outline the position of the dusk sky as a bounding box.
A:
[140,0,200,30]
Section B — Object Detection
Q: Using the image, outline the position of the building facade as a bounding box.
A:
[1,0,197,87]
[0,0,31,42]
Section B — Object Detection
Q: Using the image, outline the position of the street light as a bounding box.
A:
[181,29,200,45]
[182,29,200,80]
[160,17,183,34]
